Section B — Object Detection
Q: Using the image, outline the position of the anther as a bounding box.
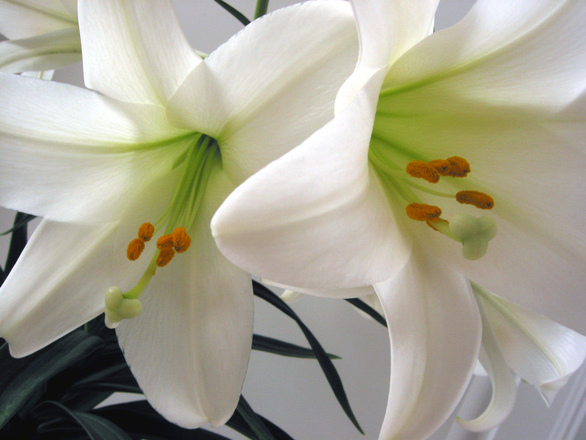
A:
[138,222,155,242]
[428,159,451,175]
[406,203,442,222]
[156,234,174,250]
[156,248,175,267]
[172,227,192,253]
[127,238,145,261]
[446,156,470,177]
[456,191,494,210]
[406,161,440,183]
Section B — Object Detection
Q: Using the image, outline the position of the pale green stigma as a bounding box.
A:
[449,214,497,260]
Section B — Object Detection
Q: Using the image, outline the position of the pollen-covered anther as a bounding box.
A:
[138,222,155,242]
[172,227,192,253]
[156,248,176,267]
[156,234,174,250]
[428,159,451,176]
[127,238,145,261]
[406,203,442,222]
[456,190,494,210]
[446,156,471,177]
[406,160,440,183]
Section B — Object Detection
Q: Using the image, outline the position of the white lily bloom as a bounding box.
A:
[0,0,81,74]
[212,0,586,438]
[0,0,358,428]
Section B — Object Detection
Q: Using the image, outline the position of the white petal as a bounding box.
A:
[0,0,76,39]
[0,73,192,222]
[0,219,120,357]
[213,69,411,290]
[457,297,517,432]
[116,164,253,428]
[0,28,81,73]
[374,0,586,333]
[335,0,438,112]
[78,0,200,105]
[167,0,358,184]
[261,278,375,299]
[375,251,481,440]
[474,283,586,405]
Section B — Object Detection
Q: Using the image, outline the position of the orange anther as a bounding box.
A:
[428,159,451,176]
[405,203,442,222]
[172,227,192,253]
[406,160,440,183]
[446,156,470,177]
[138,223,155,242]
[127,238,145,261]
[156,248,176,267]
[156,234,174,250]
[456,191,494,209]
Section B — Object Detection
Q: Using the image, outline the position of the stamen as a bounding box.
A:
[446,156,470,177]
[456,191,494,210]
[406,203,442,222]
[156,234,174,250]
[138,222,155,241]
[172,227,192,253]
[406,160,440,183]
[157,248,176,267]
[428,159,451,175]
[127,238,145,261]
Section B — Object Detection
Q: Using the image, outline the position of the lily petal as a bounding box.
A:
[474,283,586,405]
[457,296,517,432]
[336,0,438,112]
[374,0,586,333]
[0,73,192,223]
[213,70,412,290]
[375,251,481,440]
[167,0,358,184]
[0,0,76,39]
[116,163,252,428]
[0,219,120,357]
[0,27,81,73]
[78,0,200,105]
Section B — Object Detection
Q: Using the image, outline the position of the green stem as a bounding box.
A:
[254,0,269,19]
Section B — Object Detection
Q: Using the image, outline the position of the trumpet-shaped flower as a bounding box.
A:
[212,0,586,438]
[0,0,357,428]
[0,0,81,74]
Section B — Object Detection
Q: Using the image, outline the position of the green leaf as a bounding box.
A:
[92,400,232,440]
[252,334,340,359]
[0,330,103,430]
[345,298,387,327]
[0,212,36,236]
[234,396,275,440]
[4,212,34,275]
[42,401,132,440]
[213,0,251,26]
[253,281,364,435]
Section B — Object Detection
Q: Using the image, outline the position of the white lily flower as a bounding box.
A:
[0,0,358,428]
[0,0,81,74]
[212,0,586,438]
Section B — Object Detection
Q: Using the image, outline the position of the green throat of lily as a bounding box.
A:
[105,134,221,328]
[369,142,497,261]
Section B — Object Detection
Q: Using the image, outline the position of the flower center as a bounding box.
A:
[105,134,220,328]
[369,147,497,261]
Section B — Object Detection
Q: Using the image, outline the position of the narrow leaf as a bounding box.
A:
[213,0,251,26]
[0,331,103,430]
[5,212,33,274]
[235,395,275,440]
[227,399,293,440]
[42,401,131,440]
[0,213,36,236]
[345,298,387,327]
[253,334,340,359]
[253,281,364,434]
